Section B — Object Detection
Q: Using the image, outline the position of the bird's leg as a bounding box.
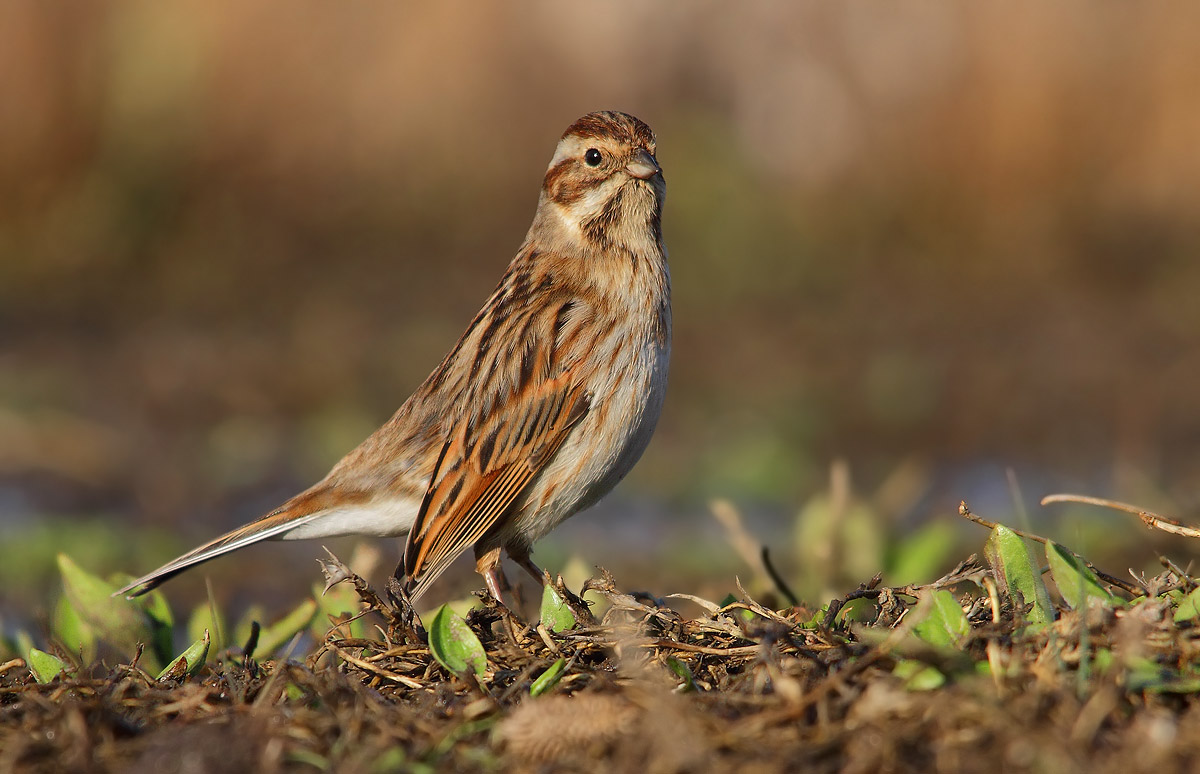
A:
[475,545,530,642]
[475,546,512,604]
[509,545,595,625]
[503,546,548,612]
[510,548,550,587]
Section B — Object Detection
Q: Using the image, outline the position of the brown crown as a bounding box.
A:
[562,111,655,149]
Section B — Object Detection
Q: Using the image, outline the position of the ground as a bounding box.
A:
[5,541,1200,774]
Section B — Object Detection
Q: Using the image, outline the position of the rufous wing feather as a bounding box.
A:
[401,373,590,601]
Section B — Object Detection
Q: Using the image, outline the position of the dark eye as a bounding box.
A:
[584,148,602,166]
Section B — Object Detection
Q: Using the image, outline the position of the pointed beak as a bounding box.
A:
[625,148,661,180]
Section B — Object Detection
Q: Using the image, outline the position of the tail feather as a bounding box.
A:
[114,486,356,598]
[115,506,330,598]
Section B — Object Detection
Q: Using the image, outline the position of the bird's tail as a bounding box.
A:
[114,486,348,598]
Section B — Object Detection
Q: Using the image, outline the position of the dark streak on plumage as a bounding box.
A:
[552,300,575,340]
[580,185,625,249]
[517,340,537,390]
[550,300,575,369]
[477,428,498,470]
[470,316,499,380]
[545,159,584,205]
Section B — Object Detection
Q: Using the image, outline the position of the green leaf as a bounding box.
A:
[799,604,828,630]
[58,554,161,668]
[27,647,68,683]
[52,594,95,662]
[428,604,486,676]
[157,629,210,680]
[370,748,408,773]
[1175,587,1200,622]
[666,655,697,692]
[529,657,567,697]
[287,750,330,770]
[133,586,175,668]
[912,590,970,648]
[1126,657,1200,694]
[255,599,318,658]
[984,525,1054,624]
[893,659,945,691]
[539,585,576,633]
[1045,542,1117,609]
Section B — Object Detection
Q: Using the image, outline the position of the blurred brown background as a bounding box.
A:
[3,2,1200,606]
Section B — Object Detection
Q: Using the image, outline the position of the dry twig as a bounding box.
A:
[1042,493,1200,539]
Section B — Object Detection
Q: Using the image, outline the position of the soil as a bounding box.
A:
[3,564,1200,774]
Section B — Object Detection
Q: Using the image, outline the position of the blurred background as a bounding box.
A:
[3,2,1200,618]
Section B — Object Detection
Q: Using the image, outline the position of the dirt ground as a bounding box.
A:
[5,555,1200,774]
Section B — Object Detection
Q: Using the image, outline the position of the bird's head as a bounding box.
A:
[536,111,664,254]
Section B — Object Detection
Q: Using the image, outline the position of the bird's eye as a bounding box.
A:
[584,148,603,167]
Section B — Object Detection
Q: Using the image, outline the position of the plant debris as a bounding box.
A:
[7,508,1200,773]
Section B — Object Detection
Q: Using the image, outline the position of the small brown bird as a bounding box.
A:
[118,111,670,603]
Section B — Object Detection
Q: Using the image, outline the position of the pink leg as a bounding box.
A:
[475,546,511,603]
[508,546,548,586]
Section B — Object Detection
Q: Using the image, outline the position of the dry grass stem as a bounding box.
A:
[1042,493,1200,539]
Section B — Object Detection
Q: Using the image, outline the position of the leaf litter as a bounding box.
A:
[5,502,1200,772]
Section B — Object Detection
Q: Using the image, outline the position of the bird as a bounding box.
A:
[117,111,671,604]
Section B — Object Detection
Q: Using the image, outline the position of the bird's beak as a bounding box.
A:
[625,148,661,180]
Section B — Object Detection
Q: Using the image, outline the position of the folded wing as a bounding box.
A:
[401,371,589,601]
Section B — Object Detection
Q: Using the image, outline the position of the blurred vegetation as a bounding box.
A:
[3,3,1200,615]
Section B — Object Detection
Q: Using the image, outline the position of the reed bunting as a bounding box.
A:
[119,111,670,603]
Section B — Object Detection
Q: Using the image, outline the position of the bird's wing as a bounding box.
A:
[401,367,590,601]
